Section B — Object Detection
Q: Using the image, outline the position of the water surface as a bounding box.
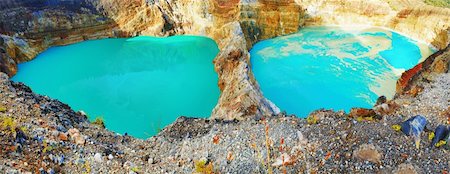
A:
[12,36,220,138]
[250,26,435,117]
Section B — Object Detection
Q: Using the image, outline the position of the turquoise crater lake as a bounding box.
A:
[12,36,220,138]
[251,26,435,117]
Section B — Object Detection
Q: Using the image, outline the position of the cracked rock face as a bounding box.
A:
[0,0,449,120]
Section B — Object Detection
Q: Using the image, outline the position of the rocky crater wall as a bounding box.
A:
[299,0,450,49]
[0,0,448,120]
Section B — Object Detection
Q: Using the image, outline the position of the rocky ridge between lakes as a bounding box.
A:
[1,0,450,120]
[0,0,449,173]
[0,72,449,173]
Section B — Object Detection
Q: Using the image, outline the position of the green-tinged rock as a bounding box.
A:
[306,115,318,125]
[435,140,446,147]
[392,124,402,132]
[92,117,106,128]
[424,0,450,8]
[0,116,16,134]
[195,158,215,173]
[0,105,6,112]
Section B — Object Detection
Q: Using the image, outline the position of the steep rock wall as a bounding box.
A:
[0,0,448,120]
[396,40,450,95]
[0,0,118,75]
[0,0,306,120]
[297,0,450,49]
[240,0,305,48]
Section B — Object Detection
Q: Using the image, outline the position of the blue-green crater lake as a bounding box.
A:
[12,26,436,138]
[251,26,435,117]
[12,36,220,138]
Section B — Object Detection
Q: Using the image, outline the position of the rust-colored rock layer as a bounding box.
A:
[0,0,449,120]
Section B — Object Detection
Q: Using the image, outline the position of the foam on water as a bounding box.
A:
[12,36,220,138]
[250,26,435,117]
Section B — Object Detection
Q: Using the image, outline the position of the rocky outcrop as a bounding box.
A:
[0,0,117,75]
[0,0,305,120]
[396,43,450,95]
[239,0,306,48]
[0,0,449,120]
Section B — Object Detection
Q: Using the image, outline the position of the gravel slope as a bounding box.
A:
[0,72,449,173]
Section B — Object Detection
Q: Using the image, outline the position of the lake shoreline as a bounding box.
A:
[0,58,448,173]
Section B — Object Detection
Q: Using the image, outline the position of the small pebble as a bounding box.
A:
[94,153,103,163]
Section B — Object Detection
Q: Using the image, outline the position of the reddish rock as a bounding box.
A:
[396,63,422,94]
[213,135,220,144]
[349,108,376,118]
[58,133,68,141]
[406,85,423,97]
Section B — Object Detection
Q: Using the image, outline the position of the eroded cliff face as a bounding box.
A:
[0,0,448,120]
[396,42,450,95]
[297,0,450,49]
[0,0,306,120]
[0,0,117,75]
[240,0,305,48]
